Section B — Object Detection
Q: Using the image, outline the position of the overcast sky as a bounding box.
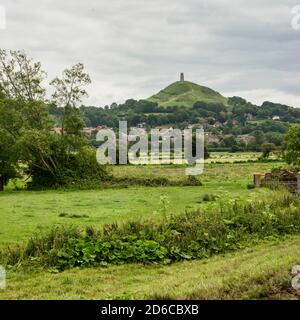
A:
[1,0,300,107]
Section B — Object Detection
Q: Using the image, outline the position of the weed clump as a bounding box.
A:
[202,194,218,202]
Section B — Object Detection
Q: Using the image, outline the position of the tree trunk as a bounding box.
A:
[0,178,4,192]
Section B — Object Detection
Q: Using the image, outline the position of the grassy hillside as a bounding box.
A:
[148,80,228,107]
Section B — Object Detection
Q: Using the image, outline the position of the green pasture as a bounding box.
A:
[0,161,283,247]
[0,158,292,300]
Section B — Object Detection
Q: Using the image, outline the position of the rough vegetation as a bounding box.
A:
[2,191,300,271]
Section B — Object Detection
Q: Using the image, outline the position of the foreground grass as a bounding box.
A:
[0,185,268,247]
[1,236,300,300]
[1,160,281,247]
[0,159,290,300]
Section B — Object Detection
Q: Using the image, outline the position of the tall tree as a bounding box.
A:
[50,63,91,136]
[0,50,46,101]
[284,125,300,166]
[0,51,51,190]
[0,129,19,191]
[0,51,99,190]
[261,142,276,158]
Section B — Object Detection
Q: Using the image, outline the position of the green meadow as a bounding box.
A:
[0,161,281,246]
[2,157,298,300]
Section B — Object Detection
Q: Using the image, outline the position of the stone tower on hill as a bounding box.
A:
[180,72,184,81]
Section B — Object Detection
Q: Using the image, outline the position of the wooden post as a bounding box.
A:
[253,173,264,187]
[296,172,300,193]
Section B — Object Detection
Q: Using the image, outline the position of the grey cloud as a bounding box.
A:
[0,0,299,107]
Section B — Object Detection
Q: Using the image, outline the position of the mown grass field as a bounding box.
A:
[1,154,296,300]
[1,236,300,299]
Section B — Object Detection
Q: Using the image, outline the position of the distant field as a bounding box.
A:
[112,161,283,183]
[206,151,279,163]
[126,151,279,165]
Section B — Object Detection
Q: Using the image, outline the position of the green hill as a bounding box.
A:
[148,80,228,108]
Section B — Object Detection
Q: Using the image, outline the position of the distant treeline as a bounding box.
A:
[47,97,300,129]
[47,96,300,151]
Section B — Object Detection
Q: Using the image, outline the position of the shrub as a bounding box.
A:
[182,175,203,186]
[28,147,110,189]
[51,237,169,269]
[202,193,218,201]
[1,225,82,266]
[111,176,202,187]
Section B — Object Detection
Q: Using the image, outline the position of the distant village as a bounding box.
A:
[52,113,283,149]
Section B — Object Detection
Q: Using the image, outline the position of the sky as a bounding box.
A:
[0,0,300,107]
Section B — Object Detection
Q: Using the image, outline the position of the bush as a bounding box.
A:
[52,237,169,269]
[183,175,203,186]
[202,193,218,201]
[28,147,110,189]
[111,176,202,187]
[1,225,82,266]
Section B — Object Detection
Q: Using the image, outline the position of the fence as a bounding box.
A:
[254,172,300,193]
